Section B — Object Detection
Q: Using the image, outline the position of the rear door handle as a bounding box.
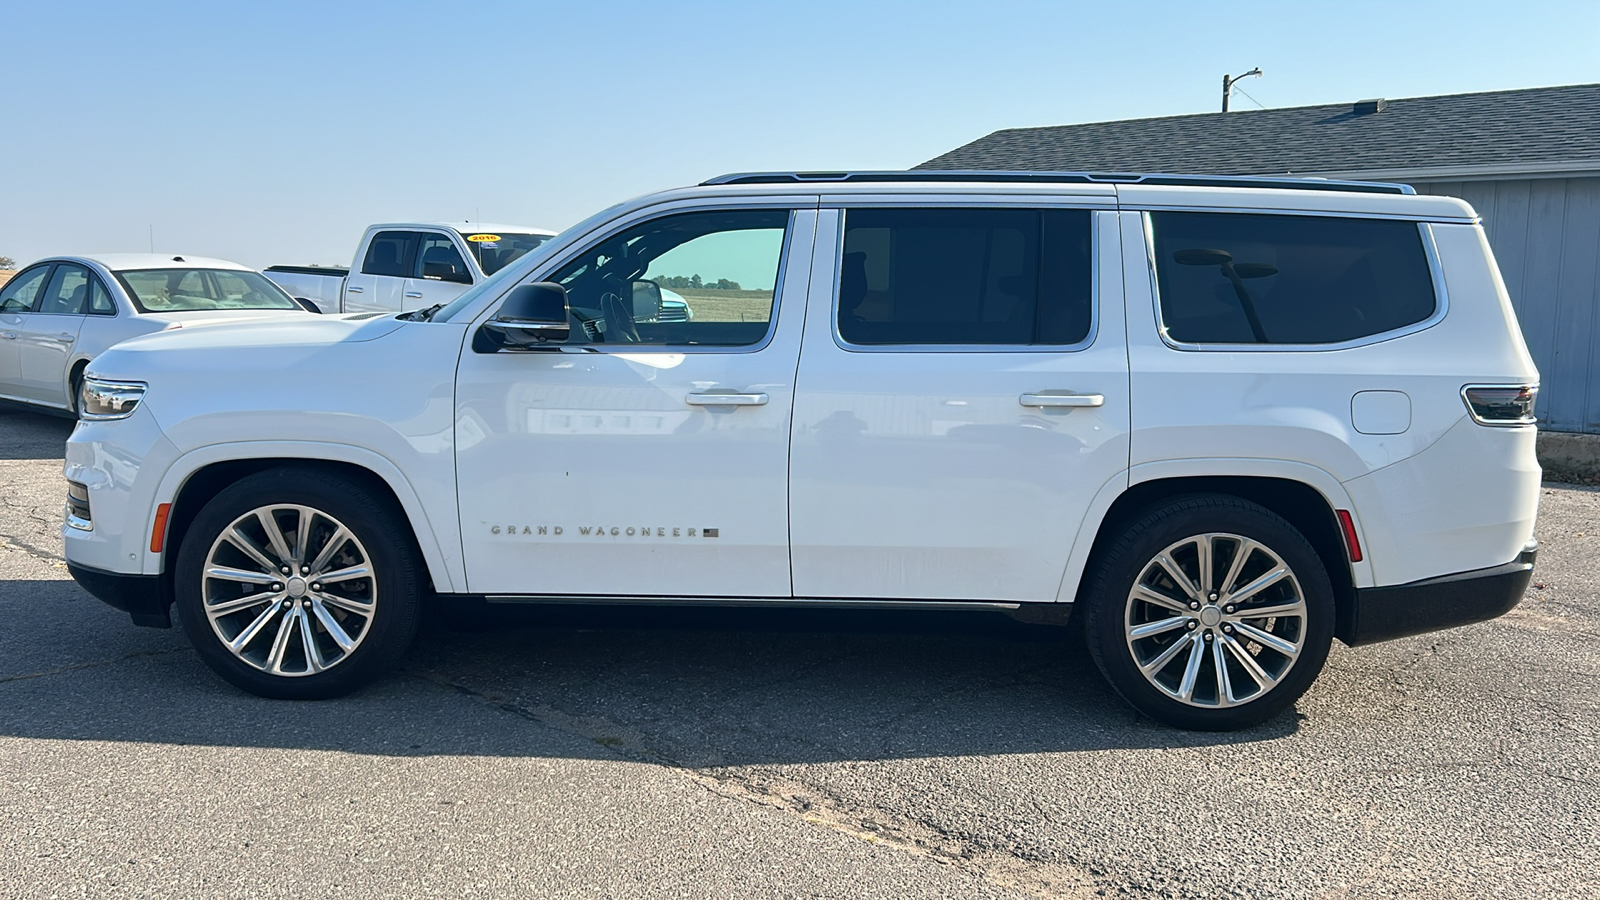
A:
[404,291,424,299]
[0,332,16,340]
[346,286,364,293]
[686,391,769,407]
[54,333,76,343]
[1019,391,1104,408]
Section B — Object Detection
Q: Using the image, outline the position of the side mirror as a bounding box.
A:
[631,279,663,322]
[292,297,323,313]
[480,282,570,350]
[423,261,472,284]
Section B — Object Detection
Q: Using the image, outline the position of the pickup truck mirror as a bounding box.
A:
[422,261,472,284]
[478,282,570,350]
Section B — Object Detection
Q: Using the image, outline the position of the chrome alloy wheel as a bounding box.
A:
[200,504,378,677]
[1124,532,1308,709]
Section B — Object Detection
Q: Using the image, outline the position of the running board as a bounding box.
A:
[483,595,1024,612]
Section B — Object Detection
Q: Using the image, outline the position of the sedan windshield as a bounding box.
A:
[116,269,299,312]
[459,232,552,275]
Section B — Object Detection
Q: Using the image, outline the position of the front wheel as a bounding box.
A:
[174,467,424,699]
[1083,497,1335,731]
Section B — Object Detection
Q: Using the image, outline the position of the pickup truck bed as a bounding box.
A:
[263,266,348,314]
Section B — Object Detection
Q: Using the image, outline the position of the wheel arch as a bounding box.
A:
[66,357,90,411]
[152,443,462,596]
[1063,462,1370,644]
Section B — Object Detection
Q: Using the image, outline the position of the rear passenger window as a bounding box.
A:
[839,208,1093,346]
[38,264,91,314]
[1151,212,1437,345]
[361,231,419,277]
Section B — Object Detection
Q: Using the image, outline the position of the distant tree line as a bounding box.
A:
[653,274,742,290]
[0,255,16,269]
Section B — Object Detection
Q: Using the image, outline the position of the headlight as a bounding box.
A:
[79,376,148,420]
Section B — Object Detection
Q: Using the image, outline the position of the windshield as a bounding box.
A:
[459,232,552,275]
[117,268,299,313]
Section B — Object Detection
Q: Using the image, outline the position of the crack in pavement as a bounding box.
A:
[0,647,191,685]
[0,535,67,565]
[406,668,1097,899]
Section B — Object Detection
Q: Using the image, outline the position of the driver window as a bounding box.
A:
[548,209,790,347]
[416,234,470,283]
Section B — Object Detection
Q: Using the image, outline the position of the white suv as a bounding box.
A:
[62,172,1541,730]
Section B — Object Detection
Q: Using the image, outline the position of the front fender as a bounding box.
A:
[148,441,463,593]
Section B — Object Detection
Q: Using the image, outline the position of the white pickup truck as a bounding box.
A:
[264,222,558,314]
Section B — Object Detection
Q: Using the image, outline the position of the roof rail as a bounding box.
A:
[701,170,1415,195]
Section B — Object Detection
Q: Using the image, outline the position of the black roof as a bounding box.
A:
[918,83,1600,176]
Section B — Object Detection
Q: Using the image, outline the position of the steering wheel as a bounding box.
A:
[599,291,640,342]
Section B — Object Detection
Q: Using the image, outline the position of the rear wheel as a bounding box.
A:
[1083,497,1334,730]
[174,467,423,699]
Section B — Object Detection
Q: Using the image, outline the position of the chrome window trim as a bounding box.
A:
[1143,212,1451,354]
[506,206,806,358]
[827,206,1108,355]
[1128,203,1478,225]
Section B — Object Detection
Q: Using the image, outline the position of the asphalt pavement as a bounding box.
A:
[1,406,1596,899]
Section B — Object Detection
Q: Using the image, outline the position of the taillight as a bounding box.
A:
[1461,385,1537,426]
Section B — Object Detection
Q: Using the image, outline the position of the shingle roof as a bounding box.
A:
[917,83,1600,176]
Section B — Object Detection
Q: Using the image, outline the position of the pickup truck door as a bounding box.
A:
[400,232,474,312]
[788,202,1130,603]
[344,230,418,314]
[455,203,817,598]
[0,264,53,400]
[16,262,90,405]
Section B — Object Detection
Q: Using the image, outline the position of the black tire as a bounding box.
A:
[1083,496,1335,731]
[68,365,86,418]
[174,466,424,699]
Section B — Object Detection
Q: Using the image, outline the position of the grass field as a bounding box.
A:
[0,270,14,289]
[670,288,773,323]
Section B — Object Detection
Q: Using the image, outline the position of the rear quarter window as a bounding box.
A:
[1150,212,1437,346]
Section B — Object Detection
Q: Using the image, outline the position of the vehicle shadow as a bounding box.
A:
[0,580,1301,764]
[0,407,75,460]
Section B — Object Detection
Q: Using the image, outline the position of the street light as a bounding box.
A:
[1222,67,1263,112]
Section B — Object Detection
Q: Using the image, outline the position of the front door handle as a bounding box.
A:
[346,286,365,293]
[404,291,423,299]
[1019,391,1105,409]
[686,390,769,407]
[0,332,16,340]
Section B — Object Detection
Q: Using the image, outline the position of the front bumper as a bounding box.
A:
[67,562,173,628]
[1339,544,1537,646]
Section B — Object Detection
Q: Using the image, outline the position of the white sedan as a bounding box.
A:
[0,254,317,415]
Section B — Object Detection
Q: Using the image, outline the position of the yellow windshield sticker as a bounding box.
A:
[466,234,502,243]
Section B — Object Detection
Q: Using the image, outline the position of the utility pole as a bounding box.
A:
[1222,67,1263,112]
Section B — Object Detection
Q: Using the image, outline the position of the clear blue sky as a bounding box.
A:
[2,0,1597,269]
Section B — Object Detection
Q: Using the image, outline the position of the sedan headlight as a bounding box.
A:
[79,376,148,420]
